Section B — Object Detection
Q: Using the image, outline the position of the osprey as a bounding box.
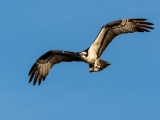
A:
[28,18,154,85]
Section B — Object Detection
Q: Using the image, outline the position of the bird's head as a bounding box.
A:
[79,52,87,59]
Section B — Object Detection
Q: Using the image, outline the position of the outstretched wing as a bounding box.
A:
[88,18,154,58]
[28,50,82,85]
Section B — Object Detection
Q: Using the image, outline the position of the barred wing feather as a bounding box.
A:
[28,50,82,85]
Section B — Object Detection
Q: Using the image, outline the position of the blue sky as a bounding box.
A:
[0,0,160,120]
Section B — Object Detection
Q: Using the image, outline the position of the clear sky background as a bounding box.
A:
[0,0,160,120]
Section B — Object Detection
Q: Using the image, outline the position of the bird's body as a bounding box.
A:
[28,18,154,85]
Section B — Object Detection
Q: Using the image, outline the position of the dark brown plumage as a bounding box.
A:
[28,50,82,85]
[28,18,154,86]
[88,18,154,58]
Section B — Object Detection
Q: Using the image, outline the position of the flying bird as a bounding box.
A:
[28,18,154,85]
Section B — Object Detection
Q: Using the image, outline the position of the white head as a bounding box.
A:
[79,52,87,60]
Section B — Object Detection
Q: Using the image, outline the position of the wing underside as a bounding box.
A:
[88,18,154,58]
[28,50,82,85]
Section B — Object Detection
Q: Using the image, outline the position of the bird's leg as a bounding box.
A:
[93,59,101,68]
[89,59,101,72]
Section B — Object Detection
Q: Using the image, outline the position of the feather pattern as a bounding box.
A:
[28,18,154,86]
[28,50,82,85]
[88,18,154,58]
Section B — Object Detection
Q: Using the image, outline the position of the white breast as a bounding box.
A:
[86,50,97,64]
